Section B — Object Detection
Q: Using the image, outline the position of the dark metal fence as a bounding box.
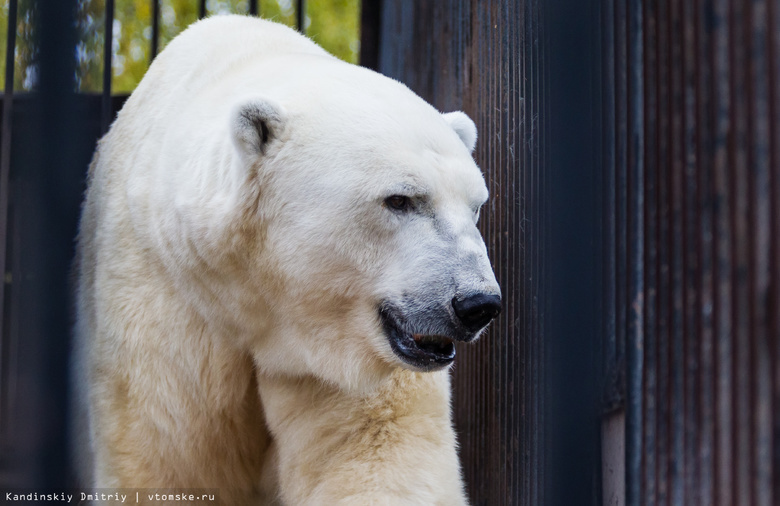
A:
[378,1,549,503]
[0,0,86,488]
[602,1,780,505]
[377,0,779,505]
[0,0,306,488]
[376,1,603,504]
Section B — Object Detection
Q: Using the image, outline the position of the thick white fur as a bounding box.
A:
[72,15,498,505]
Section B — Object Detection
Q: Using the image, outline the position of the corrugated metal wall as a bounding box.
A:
[377,1,604,504]
[604,0,780,505]
[378,0,779,505]
[378,2,548,504]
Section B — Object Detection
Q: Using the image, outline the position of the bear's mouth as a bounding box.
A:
[379,307,456,371]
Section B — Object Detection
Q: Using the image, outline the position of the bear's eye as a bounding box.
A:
[385,195,412,212]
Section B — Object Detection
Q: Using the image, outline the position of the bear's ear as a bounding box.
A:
[231,97,287,157]
[442,111,477,153]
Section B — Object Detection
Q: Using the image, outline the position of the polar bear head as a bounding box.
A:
[215,61,500,391]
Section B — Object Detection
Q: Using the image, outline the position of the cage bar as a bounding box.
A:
[297,0,305,33]
[101,0,114,134]
[0,0,18,443]
[151,0,160,61]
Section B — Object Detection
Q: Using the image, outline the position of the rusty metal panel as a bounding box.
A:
[604,0,780,504]
[378,0,780,503]
[377,1,605,504]
[377,1,547,504]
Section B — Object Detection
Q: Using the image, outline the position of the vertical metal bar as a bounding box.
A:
[199,0,207,19]
[545,0,602,503]
[522,1,531,500]
[297,0,305,33]
[769,0,780,501]
[151,0,160,61]
[601,0,619,409]
[626,0,645,503]
[533,0,547,499]
[4,194,20,444]
[665,1,685,504]
[601,1,626,504]
[101,0,115,135]
[249,0,258,16]
[681,0,701,503]
[694,0,716,502]
[614,0,628,418]
[654,1,672,501]
[25,0,80,486]
[727,0,753,503]
[711,0,734,501]
[0,0,18,441]
[746,1,774,504]
[359,0,383,70]
[641,0,659,502]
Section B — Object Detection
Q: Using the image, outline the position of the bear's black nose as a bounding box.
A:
[452,293,502,332]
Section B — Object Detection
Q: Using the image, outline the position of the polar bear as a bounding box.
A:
[71,15,501,506]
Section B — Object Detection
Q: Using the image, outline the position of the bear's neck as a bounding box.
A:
[255,368,467,505]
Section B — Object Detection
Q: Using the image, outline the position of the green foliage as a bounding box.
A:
[306,0,360,65]
[0,0,361,93]
[0,0,40,91]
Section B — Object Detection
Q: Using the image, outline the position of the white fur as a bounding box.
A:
[72,15,499,505]
[442,111,478,152]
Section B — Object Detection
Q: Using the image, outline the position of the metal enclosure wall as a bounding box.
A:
[0,0,308,488]
[378,0,780,505]
[0,0,88,487]
[377,2,547,504]
[603,1,780,505]
[377,1,603,504]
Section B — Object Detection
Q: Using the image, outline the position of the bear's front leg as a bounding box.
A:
[256,368,468,506]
